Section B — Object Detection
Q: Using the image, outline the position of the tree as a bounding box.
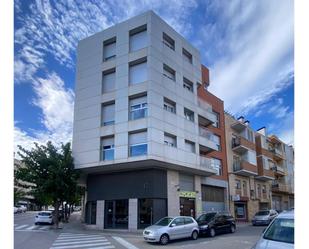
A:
[16,141,80,228]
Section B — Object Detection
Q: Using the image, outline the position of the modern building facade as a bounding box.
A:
[72,11,227,231]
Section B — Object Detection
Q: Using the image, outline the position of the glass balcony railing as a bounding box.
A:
[102,148,114,161]
[130,108,148,120]
[129,143,147,157]
[199,126,216,143]
[199,156,215,170]
[197,98,213,112]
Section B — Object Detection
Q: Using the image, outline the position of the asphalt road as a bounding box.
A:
[14,212,265,249]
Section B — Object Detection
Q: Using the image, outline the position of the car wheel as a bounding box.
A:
[160,234,169,245]
[191,230,198,240]
[209,228,216,237]
[35,222,38,225]
[230,225,236,233]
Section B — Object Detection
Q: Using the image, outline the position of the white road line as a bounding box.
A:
[57,235,104,239]
[26,225,37,230]
[56,237,107,242]
[39,226,49,230]
[112,236,140,249]
[53,239,109,246]
[85,247,115,249]
[50,242,112,249]
[15,225,28,229]
[59,233,103,236]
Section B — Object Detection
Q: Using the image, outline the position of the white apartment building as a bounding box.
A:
[73,11,221,231]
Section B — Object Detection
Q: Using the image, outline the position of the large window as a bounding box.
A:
[129,58,147,85]
[213,134,221,151]
[182,48,192,64]
[185,140,195,153]
[129,94,147,120]
[101,136,114,161]
[102,68,115,93]
[246,128,255,142]
[129,24,147,52]
[163,64,176,81]
[184,108,194,122]
[245,150,257,165]
[163,97,176,114]
[211,158,222,176]
[164,133,177,147]
[162,32,175,50]
[129,130,147,157]
[103,37,116,61]
[183,77,194,92]
[101,102,115,126]
[201,185,224,202]
[212,111,220,128]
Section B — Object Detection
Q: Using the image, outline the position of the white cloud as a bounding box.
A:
[269,111,294,146]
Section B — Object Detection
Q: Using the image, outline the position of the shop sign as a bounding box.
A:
[179,191,196,198]
[232,195,240,201]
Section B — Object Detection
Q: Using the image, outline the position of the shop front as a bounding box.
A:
[179,191,196,217]
[234,201,248,221]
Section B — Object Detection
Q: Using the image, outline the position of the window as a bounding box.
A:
[245,150,257,165]
[129,24,147,52]
[213,134,221,151]
[212,111,220,128]
[103,37,116,61]
[102,68,115,93]
[211,158,222,176]
[262,185,267,193]
[184,108,194,122]
[246,129,254,142]
[163,64,176,81]
[202,185,224,202]
[163,97,176,114]
[185,140,195,153]
[184,217,194,224]
[257,184,261,198]
[129,57,147,84]
[162,32,175,50]
[183,77,194,92]
[182,48,192,64]
[172,217,185,226]
[129,130,147,157]
[242,181,247,196]
[129,94,147,120]
[164,133,177,147]
[235,179,241,189]
[101,136,114,161]
[101,102,115,126]
[263,157,270,170]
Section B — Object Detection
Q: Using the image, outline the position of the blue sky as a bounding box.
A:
[14,0,294,152]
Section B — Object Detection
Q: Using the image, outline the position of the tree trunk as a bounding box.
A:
[53,201,60,229]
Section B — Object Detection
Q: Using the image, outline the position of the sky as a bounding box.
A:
[14,0,294,153]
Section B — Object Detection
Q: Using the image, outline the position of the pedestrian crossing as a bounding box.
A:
[49,233,115,249]
[14,223,51,231]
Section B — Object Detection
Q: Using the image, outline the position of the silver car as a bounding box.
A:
[252,209,278,226]
[143,216,199,245]
[252,210,294,249]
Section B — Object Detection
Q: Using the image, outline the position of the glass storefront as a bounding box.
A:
[105,200,128,229]
[85,201,97,225]
[180,197,195,217]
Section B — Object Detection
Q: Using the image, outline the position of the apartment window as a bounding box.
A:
[162,32,175,50]
[101,136,114,161]
[103,37,116,61]
[235,180,241,189]
[262,157,270,170]
[213,134,221,151]
[163,64,176,81]
[245,150,257,165]
[182,48,192,64]
[184,108,194,122]
[183,77,194,92]
[163,97,176,114]
[246,129,254,142]
[129,130,147,157]
[257,184,261,198]
[212,111,220,128]
[262,185,267,193]
[129,24,147,52]
[101,102,115,126]
[129,94,147,120]
[185,140,195,153]
[211,158,222,176]
[164,133,177,147]
[102,68,115,93]
[242,181,247,196]
[129,57,147,85]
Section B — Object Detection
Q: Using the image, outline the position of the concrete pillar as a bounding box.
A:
[96,200,105,230]
[128,199,138,231]
[167,170,180,216]
[195,175,202,218]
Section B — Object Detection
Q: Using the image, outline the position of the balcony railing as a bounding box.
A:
[233,159,258,176]
[199,126,216,143]
[200,157,215,170]
[197,98,213,113]
[272,182,290,193]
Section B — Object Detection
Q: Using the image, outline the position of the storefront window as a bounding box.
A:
[85,201,96,225]
[138,199,167,229]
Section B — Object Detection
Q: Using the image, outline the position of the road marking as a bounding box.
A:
[58,235,105,239]
[112,236,140,249]
[50,243,113,249]
[53,239,109,246]
[39,226,50,230]
[15,225,28,229]
[26,225,37,230]
[56,237,108,242]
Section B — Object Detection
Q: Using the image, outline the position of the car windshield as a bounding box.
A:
[197,213,216,222]
[155,217,173,226]
[263,218,294,244]
[256,211,269,216]
[38,212,51,216]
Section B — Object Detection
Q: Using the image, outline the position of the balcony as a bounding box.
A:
[271,165,286,176]
[231,120,247,132]
[233,160,258,176]
[232,136,254,154]
[199,127,218,152]
[255,168,275,181]
[197,99,216,126]
[270,148,285,161]
[199,156,217,175]
[272,182,290,193]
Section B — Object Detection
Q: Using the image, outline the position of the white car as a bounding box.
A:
[14,207,18,214]
[252,210,294,249]
[35,211,53,225]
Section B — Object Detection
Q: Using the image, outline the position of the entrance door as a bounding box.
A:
[180,198,195,218]
[234,202,247,221]
[104,200,128,229]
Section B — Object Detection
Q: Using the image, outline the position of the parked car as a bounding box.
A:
[73,206,81,211]
[196,212,236,237]
[15,205,27,213]
[143,216,199,245]
[251,210,294,249]
[14,206,18,214]
[252,209,278,226]
[35,211,53,225]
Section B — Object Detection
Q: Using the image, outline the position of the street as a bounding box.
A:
[14,212,265,249]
